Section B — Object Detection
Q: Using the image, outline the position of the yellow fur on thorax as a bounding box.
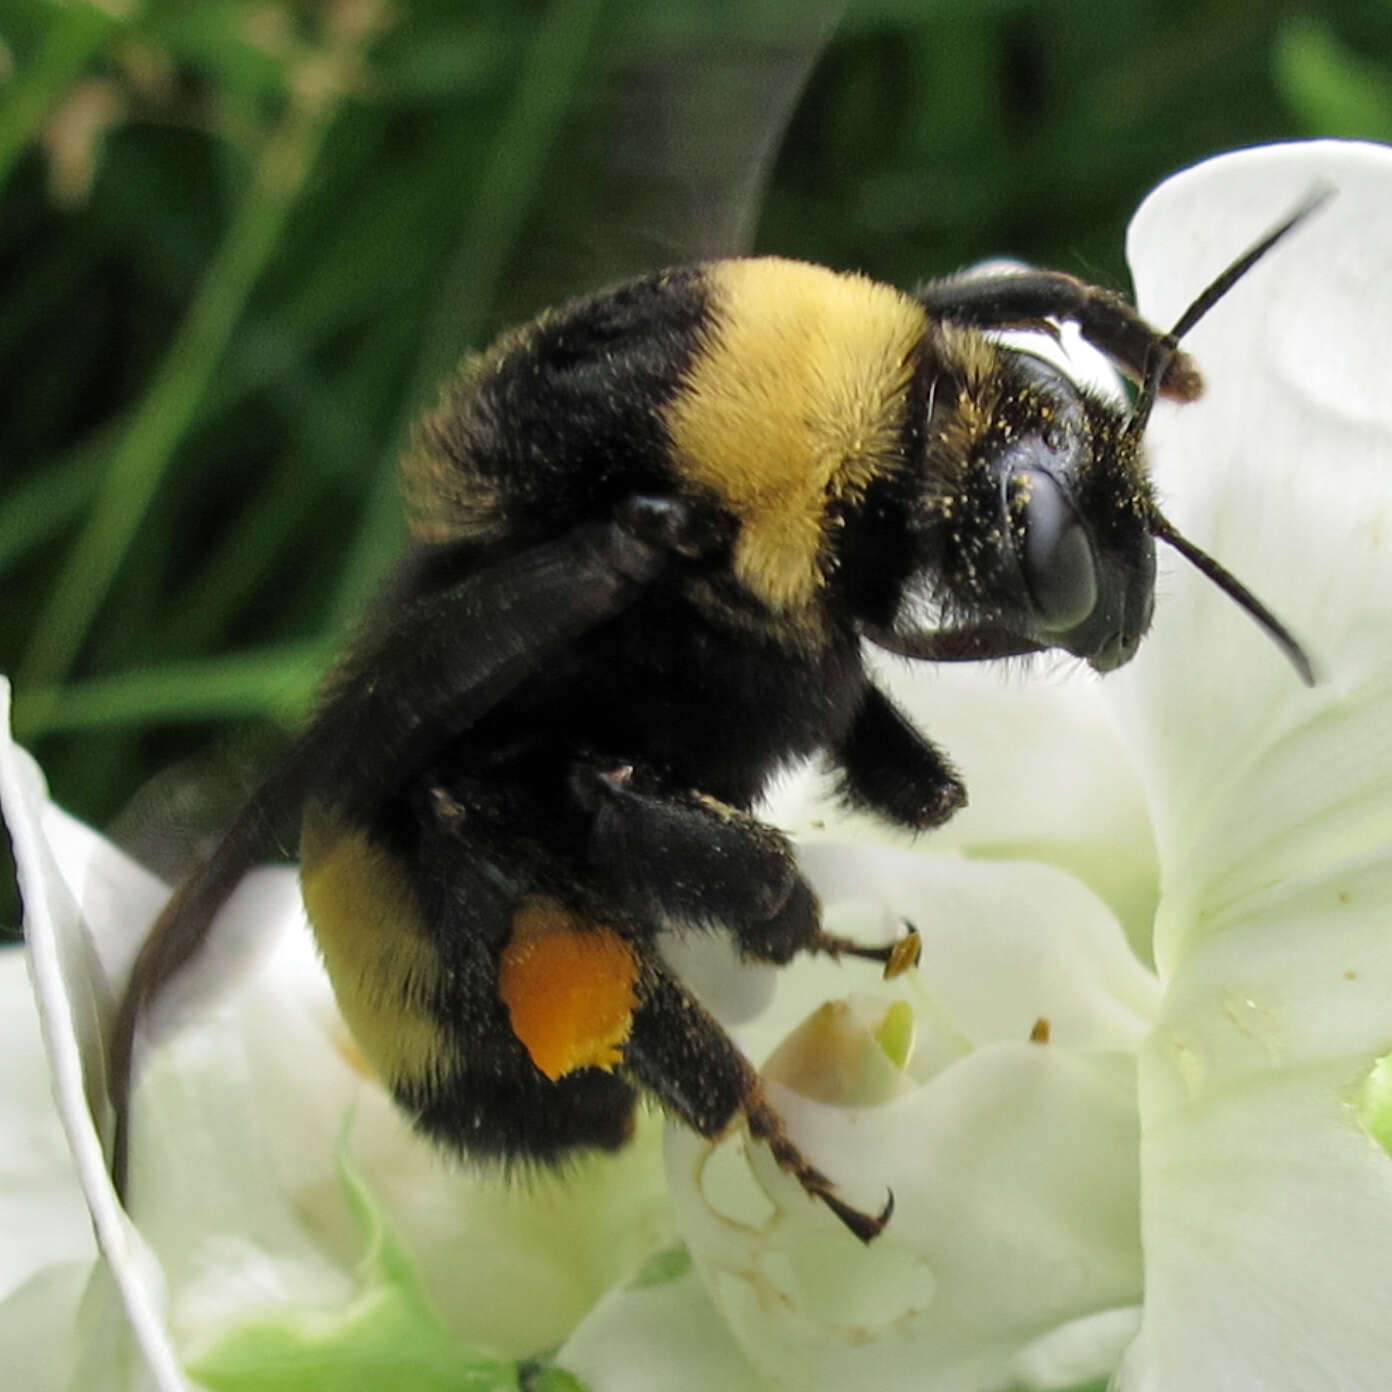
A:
[666,259,926,614]
[300,805,447,1092]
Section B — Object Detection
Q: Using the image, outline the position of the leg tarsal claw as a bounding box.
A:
[744,1090,894,1244]
[882,924,921,979]
[811,919,922,978]
[819,1187,895,1245]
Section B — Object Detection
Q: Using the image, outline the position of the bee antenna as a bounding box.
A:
[1149,510,1316,686]
[1125,184,1335,446]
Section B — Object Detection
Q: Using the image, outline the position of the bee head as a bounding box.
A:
[857,192,1329,686]
[843,336,1160,673]
[960,346,1156,673]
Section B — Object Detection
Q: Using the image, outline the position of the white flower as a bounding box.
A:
[4,138,1391,1392]
[1111,138,1392,1392]
[0,933,98,1392]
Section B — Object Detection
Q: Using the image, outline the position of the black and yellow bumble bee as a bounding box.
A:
[112,199,1322,1243]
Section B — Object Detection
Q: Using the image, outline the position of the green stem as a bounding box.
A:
[161,315,414,653]
[18,77,341,703]
[13,640,327,737]
[327,0,606,629]
[0,2,118,194]
[0,435,110,572]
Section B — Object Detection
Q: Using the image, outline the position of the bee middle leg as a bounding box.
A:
[624,963,893,1244]
[573,756,915,975]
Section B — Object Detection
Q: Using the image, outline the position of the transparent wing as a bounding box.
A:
[488,0,844,330]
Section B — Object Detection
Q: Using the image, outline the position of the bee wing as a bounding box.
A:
[112,521,664,1194]
[483,2,844,334]
[307,523,664,817]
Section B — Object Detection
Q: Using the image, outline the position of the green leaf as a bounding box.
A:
[1356,1050,1392,1158]
[628,1245,692,1291]
[187,1132,520,1392]
[1274,18,1392,140]
[12,642,326,738]
[519,1366,592,1392]
[0,1,119,195]
[873,998,916,1070]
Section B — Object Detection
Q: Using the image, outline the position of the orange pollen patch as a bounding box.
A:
[498,899,640,1081]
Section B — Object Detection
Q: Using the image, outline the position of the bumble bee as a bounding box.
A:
[112,196,1323,1244]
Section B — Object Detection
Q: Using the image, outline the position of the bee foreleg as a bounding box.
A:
[831,683,965,831]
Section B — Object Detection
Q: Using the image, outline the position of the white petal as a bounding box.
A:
[670,1047,1143,1392]
[4,673,678,1367]
[558,1256,772,1392]
[121,883,359,1352]
[1115,142,1392,1392]
[0,1262,94,1392]
[767,659,1159,955]
[1121,1074,1392,1392]
[1119,851,1392,1392]
[733,847,1159,1069]
[0,948,93,1301]
[0,680,187,1391]
[668,854,1156,1390]
[1118,140,1392,973]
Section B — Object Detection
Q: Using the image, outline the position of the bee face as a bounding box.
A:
[881,341,1160,673]
[988,350,1157,672]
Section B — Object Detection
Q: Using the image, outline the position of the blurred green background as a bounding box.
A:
[2,0,1391,923]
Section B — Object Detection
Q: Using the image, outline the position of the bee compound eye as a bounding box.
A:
[1007,468,1098,633]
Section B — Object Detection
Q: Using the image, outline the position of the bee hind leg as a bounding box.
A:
[625,964,892,1244]
[744,1089,894,1244]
